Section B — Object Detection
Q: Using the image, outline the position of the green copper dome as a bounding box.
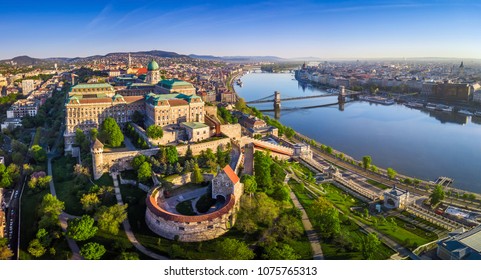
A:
[147,59,159,71]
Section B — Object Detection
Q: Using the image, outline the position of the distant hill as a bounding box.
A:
[0,50,188,66]
[189,54,287,62]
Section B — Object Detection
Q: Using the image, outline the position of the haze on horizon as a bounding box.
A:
[1,0,480,60]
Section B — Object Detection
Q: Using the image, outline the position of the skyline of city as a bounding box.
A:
[1,0,481,60]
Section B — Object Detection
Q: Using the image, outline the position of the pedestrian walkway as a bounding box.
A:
[47,157,83,260]
[285,172,324,260]
[111,173,169,260]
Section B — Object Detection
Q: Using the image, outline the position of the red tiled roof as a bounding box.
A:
[137,68,148,75]
[146,194,235,222]
[168,99,188,106]
[222,165,239,184]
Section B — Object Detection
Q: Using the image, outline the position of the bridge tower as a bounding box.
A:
[338,86,346,103]
[274,91,281,110]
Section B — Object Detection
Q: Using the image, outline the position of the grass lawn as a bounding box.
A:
[367,179,390,190]
[371,216,435,249]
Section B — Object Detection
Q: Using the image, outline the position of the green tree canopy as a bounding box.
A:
[387,168,397,179]
[262,244,300,260]
[360,233,381,260]
[362,156,372,169]
[165,146,178,164]
[254,151,273,191]
[80,242,106,260]
[131,154,147,170]
[137,161,152,182]
[118,252,140,260]
[146,125,164,139]
[100,117,124,147]
[429,185,445,206]
[29,145,47,163]
[80,193,101,212]
[241,174,257,197]
[38,194,65,229]
[215,238,254,260]
[28,239,46,258]
[0,238,13,260]
[66,215,98,241]
[95,204,128,235]
[311,196,341,239]
[191,163,203,183]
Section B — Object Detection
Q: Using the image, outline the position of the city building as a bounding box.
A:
[433,81,472,101]
[69,83,115,97]
[1,118,22,130]
[21,79,35,95]
[383,186,410,209]
[144,93,204,127]
[437,226,481,260]
[6,99,39,118]
[64,92,144,151]
[181,122,210,142]
[0,74,7,87]
[64,81,205,152]
[155,78,196,95]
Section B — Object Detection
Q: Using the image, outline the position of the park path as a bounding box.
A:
[111,173,169,260]
[284,174,324,260]
[47,157,83,260]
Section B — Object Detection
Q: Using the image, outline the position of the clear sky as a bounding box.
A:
[1,0,480,59]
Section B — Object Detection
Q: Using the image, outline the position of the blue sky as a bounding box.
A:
[1,0,480,59]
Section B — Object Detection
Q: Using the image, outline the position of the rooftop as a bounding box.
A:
[222,165,240,185]
[158,78,194,89]
[71,83,113,90]
[181,122,209,130]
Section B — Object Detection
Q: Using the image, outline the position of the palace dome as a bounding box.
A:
[147,59,159,71]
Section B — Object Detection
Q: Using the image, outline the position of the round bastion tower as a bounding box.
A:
[91,138,105,180]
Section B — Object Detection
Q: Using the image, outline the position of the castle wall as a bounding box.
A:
[145,190,237,242]
[220,124,242,140]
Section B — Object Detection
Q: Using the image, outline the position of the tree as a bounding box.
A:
[165,146,178,164]
[254,151,273,191]
[235,97,248,112]
[215,238,254,260]
[185,145,193,160]
[362,156,372,169]
[0,238,13,260]
[100,117,124,147]
[90,128,98,141]
[241,174,257,197]
[95,204,128,235]
[66,215,98,241]
[429,185,445,206]
[387,168,397,179]
[191,163,203,183]
[38,194,65,229]
[80,242,106,260]
[80,193,101,212]
[325,146,333,154]
[138,161,152,182]
[146,125,163,139]
[311,196,341,239]
[360,233,381,260]
[131,154,147,170]
[118,252,140,260]
[28,239,46,258]
[29,145,47,163]
[263,244,300,260]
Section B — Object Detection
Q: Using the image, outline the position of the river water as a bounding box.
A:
[235,72,481,193]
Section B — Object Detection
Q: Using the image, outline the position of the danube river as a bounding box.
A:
[235,72,481,193]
